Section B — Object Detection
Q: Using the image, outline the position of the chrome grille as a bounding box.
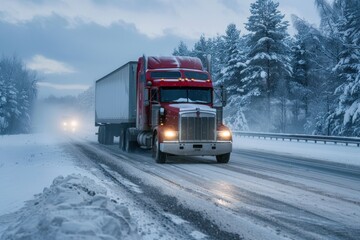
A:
[180,113,216,142]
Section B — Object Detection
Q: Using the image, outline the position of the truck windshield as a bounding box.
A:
[160,88,212,104]
[184,71,209,80]
[151,71,181,79]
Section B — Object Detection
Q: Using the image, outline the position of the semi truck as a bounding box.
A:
[95,56,232,163]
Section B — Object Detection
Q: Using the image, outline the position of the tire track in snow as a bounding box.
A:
[67,138,360,240]
[69,141,241,240]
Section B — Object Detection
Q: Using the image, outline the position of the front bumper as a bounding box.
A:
[160,141,232,156]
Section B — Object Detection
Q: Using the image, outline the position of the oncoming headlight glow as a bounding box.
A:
[71,120,78,127]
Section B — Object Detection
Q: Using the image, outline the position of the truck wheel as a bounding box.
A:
[97,127,101,143]
[104,126,114,145]
[216,153,230,163]
[153,134,166,164]
[99,126,105,144]
[125,129,135,153]
[119,129,125,151]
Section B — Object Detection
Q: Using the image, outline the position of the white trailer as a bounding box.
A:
[95,61,137,145]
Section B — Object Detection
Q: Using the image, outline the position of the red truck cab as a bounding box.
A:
[135,56,232,163]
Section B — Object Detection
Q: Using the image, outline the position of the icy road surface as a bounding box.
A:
[1,133,360,239]
[70,135,360,240]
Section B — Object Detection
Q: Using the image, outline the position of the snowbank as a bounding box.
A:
[1,174,139,240]
[234,135,360,166]
[0,134,85,215]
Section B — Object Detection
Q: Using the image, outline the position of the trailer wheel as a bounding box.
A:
[104,126,114,145]
[125,129,135,152]
[153,134,166,164]
[97,127,101,143]
[216,153,230,163]
[119,129,125,151]
[99,126,105,144]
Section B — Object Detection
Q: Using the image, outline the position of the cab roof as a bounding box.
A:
[147,56,203,70]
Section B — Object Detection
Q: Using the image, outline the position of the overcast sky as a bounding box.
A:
[0,0,321,98]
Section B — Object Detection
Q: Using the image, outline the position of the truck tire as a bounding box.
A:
[216,153,230,163]
[125,129,136,152]
[99,126,105,144]
[104,126,114,145]
[97,127,101,143]
[119,129,125,151]
[153,134,166,164]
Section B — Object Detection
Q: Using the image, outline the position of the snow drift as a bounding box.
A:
[1,174,139,240]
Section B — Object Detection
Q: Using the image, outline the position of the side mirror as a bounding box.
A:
[213,86,227,107]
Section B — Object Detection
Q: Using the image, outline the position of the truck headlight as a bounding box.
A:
[164,130,178,140]
[217,130,232,141]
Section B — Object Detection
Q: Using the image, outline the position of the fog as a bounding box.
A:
[32,99,95,137]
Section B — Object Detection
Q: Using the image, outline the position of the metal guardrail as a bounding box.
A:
[232,131,360,147]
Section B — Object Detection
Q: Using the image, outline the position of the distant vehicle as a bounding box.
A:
[95,56,232,163]
[62,116,78,132]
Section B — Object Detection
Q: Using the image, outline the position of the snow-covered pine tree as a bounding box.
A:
[172,36,224,85]
[290,36,308,130]
[309,0,359,136]
[315,0,345,37]
[172,41,191,56]
[289,16,322,133]
[273,36,293,133]
[218,24,244,92]
[329,0,360,136]
[207,35,226,85]
[291,3,343,135]
[0,56,37,134]
[0,80,19,134]
[242,0,291,131]
[217,24,248,131]
[192,35,212,69]
[16,89,31,133]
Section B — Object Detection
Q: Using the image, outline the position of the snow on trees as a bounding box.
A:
[290,16,327,134]
[329,0,360,136]
[218,24,245,90]
[192,35,212,68]
[169,0,360,136]
[173,37,224,83]
[290,34,310,131]
[0,56,37,134]
[290,0,357,136]
[173,41,191,57]
[242,0,291,132]
[218,24,248,131]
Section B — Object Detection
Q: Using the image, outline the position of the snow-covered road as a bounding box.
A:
[1,133,360,240]
[68,137,360,240]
